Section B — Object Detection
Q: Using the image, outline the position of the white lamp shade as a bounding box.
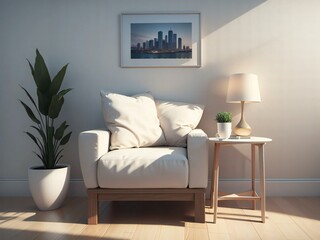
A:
[226,73,261,103]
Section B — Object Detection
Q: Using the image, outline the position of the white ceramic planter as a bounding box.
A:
[217,122,232,139]
[28,164,70,211]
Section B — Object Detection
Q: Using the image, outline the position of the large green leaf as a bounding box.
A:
[49,64,68,96]
[54,121,67,140]
[33,151,43,161]
[33,151,46,167]
[25,132,43,155]
[37,89,51,115]
[48,95,64,119]
[25,131,38,145]
[27,59,35,83]
[57,88,72,98]
[34,49,51,92]
[31,126,46,144]
[60,131,72,145]
[19,100,40,124]
[55,149,63,163]
[20,85,39,112]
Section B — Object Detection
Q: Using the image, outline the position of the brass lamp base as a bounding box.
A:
[233,101,252,137]
[234,117,252,136]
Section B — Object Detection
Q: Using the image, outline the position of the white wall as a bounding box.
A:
[1,0,319,196]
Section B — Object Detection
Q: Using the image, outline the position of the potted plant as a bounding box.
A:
[216,112,232,139]
[19,49,72,210]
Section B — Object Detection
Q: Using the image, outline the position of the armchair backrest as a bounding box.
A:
[100,91,204,150]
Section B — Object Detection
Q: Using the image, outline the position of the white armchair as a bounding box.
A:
[78,92,209,224]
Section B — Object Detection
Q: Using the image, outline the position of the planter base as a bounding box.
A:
[217,122,232,139]
[28,165,70,210]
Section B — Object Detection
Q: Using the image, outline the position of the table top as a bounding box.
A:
[209,136,272,143]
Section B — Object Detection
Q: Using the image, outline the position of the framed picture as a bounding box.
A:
[121,12,201,68]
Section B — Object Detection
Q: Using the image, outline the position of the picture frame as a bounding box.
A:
[121,12,201,68]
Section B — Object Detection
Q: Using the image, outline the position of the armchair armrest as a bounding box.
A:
[187,129,208,188]
[79,129,110,188]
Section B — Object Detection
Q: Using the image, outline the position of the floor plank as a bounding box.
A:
[103,224,136,239]
[267,198,312,240]
[185,222,210,240]
[158,224,185,240]
[273,197,320,240]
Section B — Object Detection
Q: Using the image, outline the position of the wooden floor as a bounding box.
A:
[0,197,319,240]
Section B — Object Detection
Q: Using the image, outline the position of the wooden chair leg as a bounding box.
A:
[88,190,98,225]
[194,192,205,223]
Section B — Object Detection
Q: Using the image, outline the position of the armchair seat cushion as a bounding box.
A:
[97,147,188,188]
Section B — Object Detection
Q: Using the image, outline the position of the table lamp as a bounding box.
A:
[226,73,261,136]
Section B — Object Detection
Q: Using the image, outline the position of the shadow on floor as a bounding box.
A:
[21,198,194,226]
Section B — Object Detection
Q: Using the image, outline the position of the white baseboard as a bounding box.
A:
[1,179,320,197]
[0,179,87,197]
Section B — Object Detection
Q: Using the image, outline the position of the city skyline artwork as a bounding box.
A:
[131,22,192,59]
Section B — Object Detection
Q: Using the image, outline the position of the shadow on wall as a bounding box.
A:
[201,0,268,37]
[194,2,267,131]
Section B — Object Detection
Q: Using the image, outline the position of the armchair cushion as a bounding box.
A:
[97,147,188,188]
[156,100,204,147]
[100,91,166,150]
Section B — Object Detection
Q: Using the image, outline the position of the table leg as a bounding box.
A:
[259,144,266,223]
[212,143,220,223]
[210,143,218,208]
[251,144,256,210]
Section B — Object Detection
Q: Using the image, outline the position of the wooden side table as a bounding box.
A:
[209,137,272,223]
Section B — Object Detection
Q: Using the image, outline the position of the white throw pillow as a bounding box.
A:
[101,91,166,150]
[156,100,204,147]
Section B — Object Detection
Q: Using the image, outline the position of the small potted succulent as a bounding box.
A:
[216,112,232,139]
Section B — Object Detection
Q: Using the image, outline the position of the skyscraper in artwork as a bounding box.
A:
[178,37,182,50]
[168,30,173,49]
[158,31,163,49]
[173,33,177,49]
